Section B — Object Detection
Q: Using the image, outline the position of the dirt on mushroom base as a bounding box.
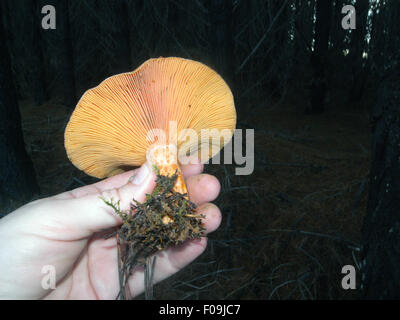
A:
[101,170,205,299]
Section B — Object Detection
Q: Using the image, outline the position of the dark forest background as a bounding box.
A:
[1,0,400,299]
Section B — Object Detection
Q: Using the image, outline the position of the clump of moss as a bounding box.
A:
[101,167,205,299]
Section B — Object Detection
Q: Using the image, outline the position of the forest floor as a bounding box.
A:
[18,94,370,299]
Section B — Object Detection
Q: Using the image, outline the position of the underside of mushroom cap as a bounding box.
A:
[65,57,236,178]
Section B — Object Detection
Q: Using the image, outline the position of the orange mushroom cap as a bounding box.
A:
[64,57,236,193]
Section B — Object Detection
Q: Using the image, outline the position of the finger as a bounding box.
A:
[196,202,222,234]
[180,155,204,178]
[21,162,157,240]
[186,174,221,205]
[158,202,222,270]
[54,155,202,200]
[128,238,208,297]
[53,168,142,200]
[159,202,221,270]
[127,201,222,296]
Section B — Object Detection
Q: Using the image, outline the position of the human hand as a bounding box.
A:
[0,159,221,299]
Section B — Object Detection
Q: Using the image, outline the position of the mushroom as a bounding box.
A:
[65,57,236,196]
[64,57,236,299]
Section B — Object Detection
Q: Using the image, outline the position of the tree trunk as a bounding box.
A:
[0,10,39,210]
[347,0,369,104]
[27,0,47,106]
[331,0,347,51]
[266,1,289,100]
[0,0,23,100]
[166,1,180,55]
[361,65,400,299]
[113,0,132,73]
[57,0,76,109]
[306,0,332,114]
[208,0,234,87]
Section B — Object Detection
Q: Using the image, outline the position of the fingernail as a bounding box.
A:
[130,163,151,185]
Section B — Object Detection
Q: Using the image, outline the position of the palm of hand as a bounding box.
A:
[0,162,221,300]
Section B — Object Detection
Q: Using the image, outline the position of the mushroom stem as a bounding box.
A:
[146,144,188,196]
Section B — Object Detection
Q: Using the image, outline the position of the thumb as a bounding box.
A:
[25,162,157,239]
